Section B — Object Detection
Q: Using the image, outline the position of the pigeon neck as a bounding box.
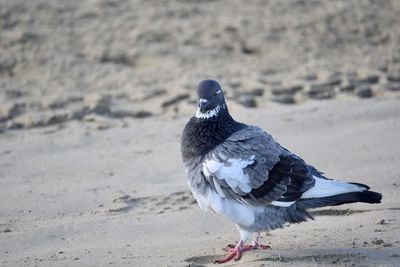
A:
[181,107,246,160]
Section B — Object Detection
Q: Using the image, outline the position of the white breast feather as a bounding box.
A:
[193,186,255,227]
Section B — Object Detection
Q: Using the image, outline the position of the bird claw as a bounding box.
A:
[224,242,270,251]
[215,246,242,264]
[217,242,271,263]
[255,243,271,250]
[223,244,236,252]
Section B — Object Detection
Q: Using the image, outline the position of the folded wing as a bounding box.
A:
[202,126,316,207]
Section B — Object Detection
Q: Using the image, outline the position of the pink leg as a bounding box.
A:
[215,233,271,264]
[224,243,257,253]
[225,233,271,251]
[250,242,271,250]
[252,232,271,250]
[215,241,246,263]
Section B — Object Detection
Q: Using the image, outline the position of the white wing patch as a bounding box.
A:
[270,200,296,207]
[203,156,255,194]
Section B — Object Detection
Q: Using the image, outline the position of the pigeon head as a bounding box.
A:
[195,79,226,119]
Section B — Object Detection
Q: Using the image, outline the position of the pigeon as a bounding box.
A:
[181,79,382,263]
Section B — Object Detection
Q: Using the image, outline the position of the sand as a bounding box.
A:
[1,0,400,266]
[1,98,400,266]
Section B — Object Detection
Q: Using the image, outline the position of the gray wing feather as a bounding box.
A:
[202,126,287,205]
[202,126,317,206]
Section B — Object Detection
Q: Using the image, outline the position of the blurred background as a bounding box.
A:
[1,0,400,130]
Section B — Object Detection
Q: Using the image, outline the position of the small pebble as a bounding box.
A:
[271,85,303,95]
[358,75,380,84]
[241,44,257,54]
[376,219,386,225]
[355,86,373,98]
[383,83,400,92]
[271,94,296,104]
[308,83,336,95]
[309,83,334,93]
[132,110,152,118]
[387,75,400,82]
[100,50,132,66]
[371,238,384,245]
[308,90,335,100]
[246,88,264,97]
[378,65,388,72]
[324,78,342,86]
[161,94,190,108]
[340,84,355,92]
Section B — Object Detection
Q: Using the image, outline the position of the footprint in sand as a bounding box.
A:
[107,191,196,215]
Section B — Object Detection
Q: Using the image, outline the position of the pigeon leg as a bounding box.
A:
[225,233,270,251]
[215,241,248,263]
[224,233,270,253]
[251,232,271,250]
[215,229,250,263]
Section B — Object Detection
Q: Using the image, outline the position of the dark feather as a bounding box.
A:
[244,154,315,202]
[298,190,382,209]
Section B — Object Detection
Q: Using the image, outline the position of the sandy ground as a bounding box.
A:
[1,0,400,266]
[1,98,400,266]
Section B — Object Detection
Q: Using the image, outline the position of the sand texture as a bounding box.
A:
[1,0,400,266]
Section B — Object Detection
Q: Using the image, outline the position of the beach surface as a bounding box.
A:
[1,0,400,266]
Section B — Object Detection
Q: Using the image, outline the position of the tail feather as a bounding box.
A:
[301,176,370,199]
[349,182,370,190]
[298,190,382,209]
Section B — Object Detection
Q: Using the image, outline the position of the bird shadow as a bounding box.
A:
[184,249,367,266]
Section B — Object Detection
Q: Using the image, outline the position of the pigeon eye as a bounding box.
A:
[213,90,221,96]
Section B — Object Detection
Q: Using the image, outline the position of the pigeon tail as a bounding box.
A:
[297,189,382,209]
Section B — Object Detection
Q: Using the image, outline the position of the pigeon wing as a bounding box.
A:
[202,126,316,206]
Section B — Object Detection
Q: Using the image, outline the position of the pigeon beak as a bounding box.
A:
[198,99,208,112]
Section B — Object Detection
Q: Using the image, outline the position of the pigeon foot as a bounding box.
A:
[215,241,270,263]
[224,241,271,252]
[251,241,271,250]
[214,242,245,263]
